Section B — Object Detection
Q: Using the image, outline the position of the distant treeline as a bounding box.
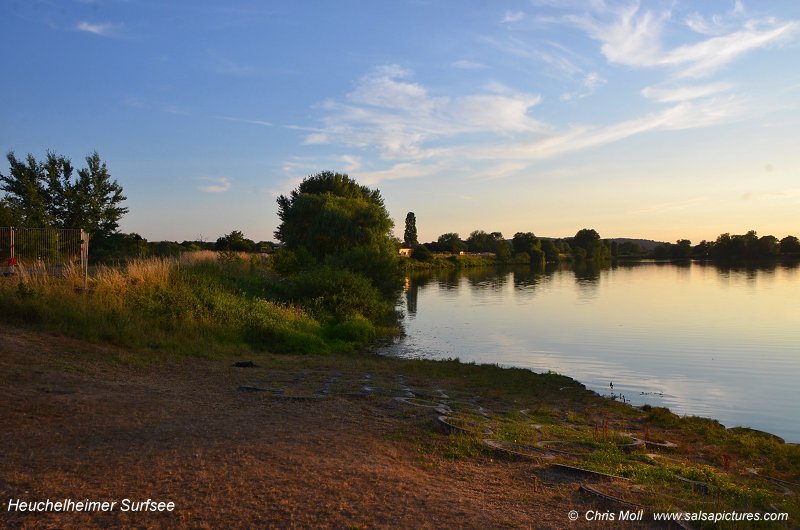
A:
[91,230,278,263]
[415,228,610,267]
[648,232,800,261]
[407,228,800,266]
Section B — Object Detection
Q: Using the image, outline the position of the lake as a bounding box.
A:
[379,261,800,442]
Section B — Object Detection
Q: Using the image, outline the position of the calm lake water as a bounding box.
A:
[379,261,800,442]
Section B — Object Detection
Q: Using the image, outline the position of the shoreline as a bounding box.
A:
[378,345,800,445]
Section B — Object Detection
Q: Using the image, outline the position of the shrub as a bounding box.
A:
[324,245,402,297]
[270,247,315,275]
[412,244,433,262]
[269,267,392,323]
[324,315,377,344]
[514,252,531,265]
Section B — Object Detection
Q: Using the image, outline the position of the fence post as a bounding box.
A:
[9,226,13,261]
[81,230,88,290]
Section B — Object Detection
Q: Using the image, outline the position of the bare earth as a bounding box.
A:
[1,325,656,529]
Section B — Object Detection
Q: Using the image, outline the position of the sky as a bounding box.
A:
[1,0,799,244]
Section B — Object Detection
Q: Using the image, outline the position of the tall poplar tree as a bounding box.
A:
[403,212,417,246]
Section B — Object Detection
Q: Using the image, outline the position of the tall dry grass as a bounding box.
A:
[179,250,219,265]
[3,257,175,294]
[94,257,173,292]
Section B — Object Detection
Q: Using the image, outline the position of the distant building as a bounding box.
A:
[398,247,413,257]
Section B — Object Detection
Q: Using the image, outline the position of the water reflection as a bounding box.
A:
[511,266,543,291]
[465,268,509,291]
[404,276,418,316]
[436,271,460,292]
[572,260,604,281]
[390,260,800,441]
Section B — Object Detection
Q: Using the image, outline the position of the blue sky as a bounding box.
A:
[2,0,799,244]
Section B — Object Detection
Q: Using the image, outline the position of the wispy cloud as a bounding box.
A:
[198,177,232,193]
[502,11,525,24]
[564,3,799,78]
[462,96,745,163]
[122,97,272,128]
[686,0,748,36]
[685,13,725,36]
[307,65,544,160]
[356,162,442,186]
[208,50,258,76]
[482,36,584,78]
[75,21,119,37]
[289,4,796,187]
[347,65,430,109]
[215,116,273,126]
[123,96,150,109]
[641,82,734,103]
[451,60,487,70]
[480,162,528,180]
[164,105,191,116]
[339,155,362,172]
[665,23,799,78]
[299,63,747,184]
[560,72,606,101]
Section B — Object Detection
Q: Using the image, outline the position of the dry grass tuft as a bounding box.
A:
[179,250,219,265]
[125,257,173,288]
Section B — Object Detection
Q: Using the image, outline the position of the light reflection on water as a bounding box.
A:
[381,261,800,442]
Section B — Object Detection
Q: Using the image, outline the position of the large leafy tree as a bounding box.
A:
[70,152,128,238]
[540,239,560,262]
[215,230,255,252]
[570,228,610,261]
[780,235,800,254]
[511,232,541,256]
[466,230,505,253]
[0,151,127,238]
[0,153,51,226]
[275,171,400,295]
[436,232,466,253]
[512,231,545,267]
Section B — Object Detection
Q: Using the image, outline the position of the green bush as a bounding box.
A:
[513,252,531,264]
[270,248,312,275]
[324,315,377,344]
[269,266,392,323]
[324,245,403,297]
[412,244,433,262]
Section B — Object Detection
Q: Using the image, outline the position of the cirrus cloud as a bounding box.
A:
[198,177,232,193]
[76,21,119,37]
[562,2,798,78]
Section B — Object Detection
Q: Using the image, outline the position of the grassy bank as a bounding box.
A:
[401,254,498,271]
[0,252,388,355]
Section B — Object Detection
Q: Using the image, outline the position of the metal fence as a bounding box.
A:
[1,227,88,289]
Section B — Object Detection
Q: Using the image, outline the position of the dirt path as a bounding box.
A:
[0,325,655,529]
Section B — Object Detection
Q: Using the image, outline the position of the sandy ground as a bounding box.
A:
[0,325,664,529]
